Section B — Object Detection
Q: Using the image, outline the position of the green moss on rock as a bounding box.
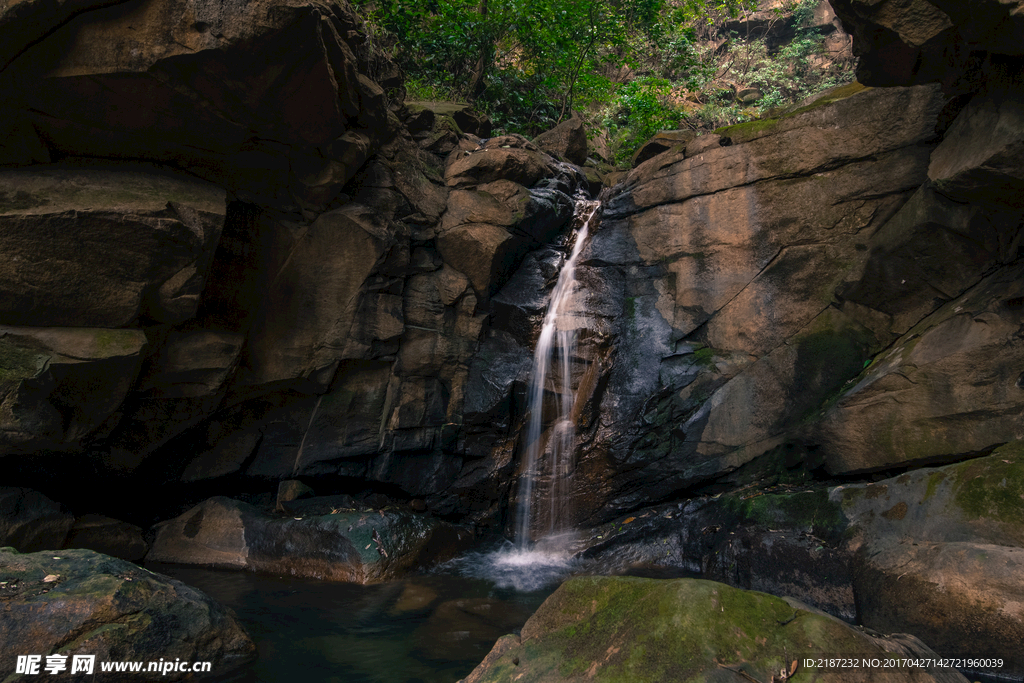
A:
[92,329,145,356]
[720,489,846,540]
[0,338,47,383]
[467,576,925,683]
[714,82,870,145]
[952,444,1024,525]
[715,116,781,143]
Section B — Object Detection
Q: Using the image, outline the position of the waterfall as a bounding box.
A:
[515,197,601,547]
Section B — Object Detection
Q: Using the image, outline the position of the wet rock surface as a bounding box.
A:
[0,548,255,681]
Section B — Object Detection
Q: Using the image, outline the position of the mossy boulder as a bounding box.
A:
[0,548,255,681]
[147,496,474,583]
[836,443,1024,676]
[837,442,1024,547]
[576,486,857,621]
[461,576,966,683]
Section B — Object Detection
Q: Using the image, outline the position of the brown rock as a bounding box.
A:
[239,203,398,390]
[928,0,1024,54]
[855,542,1024,675]
[445,141,557,188]
[533,113,588,165]
[0,162,226,327]
[819,263,1024,474]
[929,65,1024,208]
[828,0,955,86]
[436,223,518,296]
[565,83,946,518]
[630,129,696,167]
[406,102,491,138]
[275,480,315,512]
[0,0,129,70]
[0,326,147,454]
[3,0,391,202]
[135,328,244,399]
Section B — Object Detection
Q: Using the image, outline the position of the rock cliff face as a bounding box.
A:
[1,0,1022,570]
[3,0,1024,674]
[0,0,595,532]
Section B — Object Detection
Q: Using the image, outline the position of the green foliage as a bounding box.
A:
[604,77,683,163]
[356,0,857,162]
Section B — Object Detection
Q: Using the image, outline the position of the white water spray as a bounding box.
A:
[515,198,601,547]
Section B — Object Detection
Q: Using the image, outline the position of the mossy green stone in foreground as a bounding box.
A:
[468,576,930,682]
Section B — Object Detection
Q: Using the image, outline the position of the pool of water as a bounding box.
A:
[149,542,578,683]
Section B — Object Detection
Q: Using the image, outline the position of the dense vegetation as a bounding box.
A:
[356,0,856,163]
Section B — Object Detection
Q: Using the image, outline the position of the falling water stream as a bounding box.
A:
[449,196,601,593]
[516,197,601,546]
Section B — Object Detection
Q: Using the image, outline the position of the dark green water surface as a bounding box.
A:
[150,559,556,683]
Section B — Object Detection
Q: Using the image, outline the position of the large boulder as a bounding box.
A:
[0,548,255,681]
[63,514,148,562]
[461,576,967,683]
[147,496,474,583]
[0,0,392,207]
[546,82,946,525]
[829,0,1024,89]
[928,65,1024,208]
[819,263,1024,473]
[573,446,1024,678]
[445,136,560,189]
[0,162,226,327]
[838,443,1024,674]
[577,488,857,621]
[629,129,696,167]
[236,203,403,390]
[532,114,588,166]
